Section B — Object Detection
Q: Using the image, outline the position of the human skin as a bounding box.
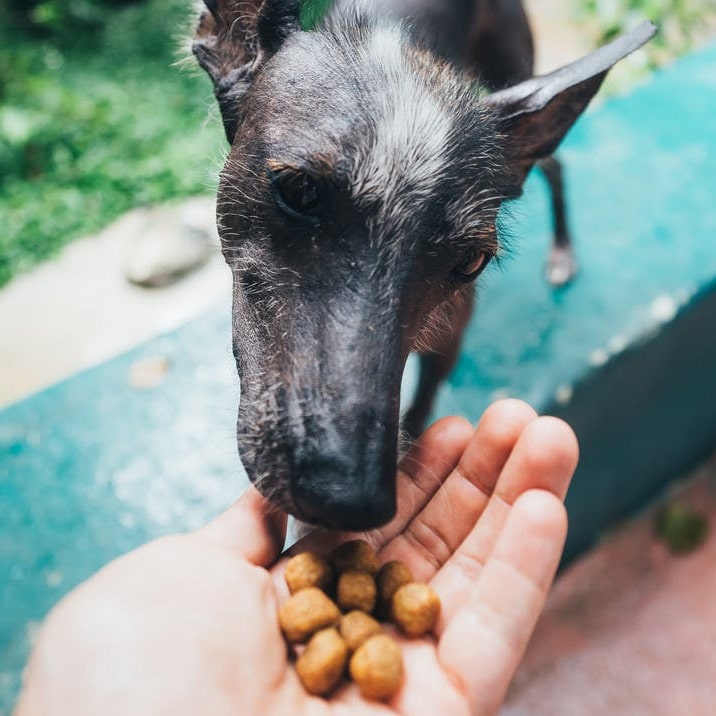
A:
[15,399,578,716]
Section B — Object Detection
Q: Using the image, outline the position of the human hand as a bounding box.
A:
[16,400,578,716]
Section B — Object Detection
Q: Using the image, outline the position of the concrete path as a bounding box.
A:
[0,198,230,408]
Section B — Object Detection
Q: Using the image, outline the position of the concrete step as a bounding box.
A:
[0,197,230,410]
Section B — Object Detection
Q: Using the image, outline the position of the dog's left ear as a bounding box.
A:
[487,21,657,180]
[193,0,301,143]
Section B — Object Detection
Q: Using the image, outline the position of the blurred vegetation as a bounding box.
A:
[0,0,223,287]
[656,503,709,553]
[579,0,716,69]
[300,0,333,29]
[2,0,715,287]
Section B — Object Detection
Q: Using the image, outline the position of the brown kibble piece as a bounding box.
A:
[296,628,349,696]
[329,540,379,575]
[349,634,404,701]
[391,582,441,637]
[279,588,341,643]
[376,561,413,618]
[337,570,377,614]
[284,552,334,594]
[339,611,382,652]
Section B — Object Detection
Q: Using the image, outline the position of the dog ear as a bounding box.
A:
[487,21,657,173]
[193,0,301,143]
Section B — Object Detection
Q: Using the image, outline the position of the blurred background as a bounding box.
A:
[1,0,715,292]
[1,1,716,714]
[0,0,221,286]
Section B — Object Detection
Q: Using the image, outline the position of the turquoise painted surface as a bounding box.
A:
[0,310,246,712]
[2,42,716,713]
[436,44,716,419]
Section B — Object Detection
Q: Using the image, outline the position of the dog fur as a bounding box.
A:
[192,0,655,529]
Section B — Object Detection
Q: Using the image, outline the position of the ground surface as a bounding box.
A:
[504,457,716,716]
[0,198,229,408]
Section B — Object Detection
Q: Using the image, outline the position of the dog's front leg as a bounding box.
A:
[538,155,578,286]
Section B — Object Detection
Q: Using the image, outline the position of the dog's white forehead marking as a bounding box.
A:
[351,24,452,229]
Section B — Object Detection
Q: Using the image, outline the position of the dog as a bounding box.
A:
[192,0,655,530]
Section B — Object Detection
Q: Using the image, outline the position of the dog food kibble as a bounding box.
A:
[278,587,341,643]
[376,560,413,617]
[349,634,404,701]
[337,570,377,613]
[391,582,441,637]
[339,611,382,652]
[284,552,334,594]
[279,551,436,700]
[329,540,379,575]
[296,628,349,696]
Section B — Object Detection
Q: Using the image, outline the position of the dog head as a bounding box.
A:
[193,0,655,529]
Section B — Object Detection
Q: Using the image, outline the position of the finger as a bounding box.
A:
[376,400,538,580]
[491,416,578,505]
[438,490,567,716]
[431,416,577,627]
[196,487,288,567]
[375,415,475,545]
[285,416,474,557]
[392,640,471,716]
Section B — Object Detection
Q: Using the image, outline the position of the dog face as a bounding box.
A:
[194,0,655,529]
[215,19,508,528]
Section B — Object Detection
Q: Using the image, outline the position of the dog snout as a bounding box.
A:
[237,412,399,529]
[289,408,399,530]
[291,455,397,531]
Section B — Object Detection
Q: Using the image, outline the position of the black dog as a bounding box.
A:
[193,0,655,530]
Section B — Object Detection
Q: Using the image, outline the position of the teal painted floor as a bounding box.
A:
[2,43,716,713]
[439,44,716,415]
[0,315,245,709]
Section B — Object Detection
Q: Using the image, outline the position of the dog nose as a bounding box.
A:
[291,458,396,531]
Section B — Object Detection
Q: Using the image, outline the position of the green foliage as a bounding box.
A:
[0,0,224,287]
[300,0,334,30]
[656,504,709,553]
[580,0,716,62]
[2,0,144,46]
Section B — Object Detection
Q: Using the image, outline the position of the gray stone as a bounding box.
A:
[124,198,220,288]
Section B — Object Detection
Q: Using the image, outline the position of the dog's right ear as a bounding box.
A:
[486,20,657,185]
[193,0,301,143]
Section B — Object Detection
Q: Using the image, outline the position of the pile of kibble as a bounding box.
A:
[278,539,440,700]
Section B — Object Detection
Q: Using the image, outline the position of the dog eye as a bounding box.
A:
[452,251,491,282]
[270,169,321,222]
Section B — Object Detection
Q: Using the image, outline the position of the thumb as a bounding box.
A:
[197,487,288,567]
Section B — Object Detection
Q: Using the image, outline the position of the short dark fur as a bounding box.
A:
[193,0,655,529]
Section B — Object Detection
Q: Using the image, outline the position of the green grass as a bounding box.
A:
[0,0,225,287]
[581,0,716,47]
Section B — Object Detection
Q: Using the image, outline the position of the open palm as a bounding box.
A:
[17,400,577,716]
